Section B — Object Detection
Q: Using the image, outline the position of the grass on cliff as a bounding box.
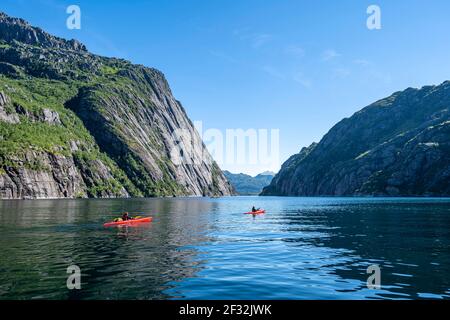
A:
[0,75,143,197]
[0,120,75,156]
[73,150,142,197]
[0,77,95,157]
[0,58,200,197]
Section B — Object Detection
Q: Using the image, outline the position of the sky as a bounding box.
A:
[3,0,450,175]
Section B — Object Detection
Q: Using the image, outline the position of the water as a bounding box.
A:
[0,197,449,300]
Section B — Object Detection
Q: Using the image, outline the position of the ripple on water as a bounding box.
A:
[1,197,449,300]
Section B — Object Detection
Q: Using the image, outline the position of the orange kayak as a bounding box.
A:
[103,217,153,227]
[244,210,266,215]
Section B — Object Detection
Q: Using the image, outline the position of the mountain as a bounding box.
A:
[258,171,276,176]
[262,82,450,196]
[224,170,274,195]
[0,12,233,199]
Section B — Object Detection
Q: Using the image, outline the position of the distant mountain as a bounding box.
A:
[0,12,234,199]
[262,82,450,196]
[258,171,276,176]
[224,171,275,195]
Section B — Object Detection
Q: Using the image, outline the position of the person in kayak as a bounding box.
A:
[122,212,133,221]
[252,206,260,213]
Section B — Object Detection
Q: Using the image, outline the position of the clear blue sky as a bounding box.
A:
[3,0,450,175]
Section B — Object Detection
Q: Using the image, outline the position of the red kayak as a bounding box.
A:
[244,210,266,215]
[103,217,153,227]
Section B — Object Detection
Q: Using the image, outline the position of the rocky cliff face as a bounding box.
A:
[0,12,233,199]
[262,83,450,196]
[0,12,86,51]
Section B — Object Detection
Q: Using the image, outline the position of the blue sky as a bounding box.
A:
[3,0,450,175]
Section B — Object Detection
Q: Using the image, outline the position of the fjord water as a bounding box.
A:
[0,197,449,300]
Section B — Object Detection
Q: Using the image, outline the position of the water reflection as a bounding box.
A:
[272,199,450,299]
[0,198,218,299]
[0,197,449,299]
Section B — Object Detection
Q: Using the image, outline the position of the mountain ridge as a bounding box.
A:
[0,11,86,51]
[224,170,274,195]
[262,82,450,196]
[0,11,234,199]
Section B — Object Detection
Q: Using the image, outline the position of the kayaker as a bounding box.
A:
[122,212,133,221]
[252,206,259,213]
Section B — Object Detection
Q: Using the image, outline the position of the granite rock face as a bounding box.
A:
[0,150,128,199]
[0,12,233,199]
[262,83,450,196]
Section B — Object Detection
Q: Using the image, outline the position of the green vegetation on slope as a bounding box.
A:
[0,11,233,198]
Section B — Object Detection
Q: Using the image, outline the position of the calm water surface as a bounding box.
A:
[0,197,449,300]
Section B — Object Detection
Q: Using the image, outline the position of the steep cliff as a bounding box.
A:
[262,83,450,196]
[0,12,233,199]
